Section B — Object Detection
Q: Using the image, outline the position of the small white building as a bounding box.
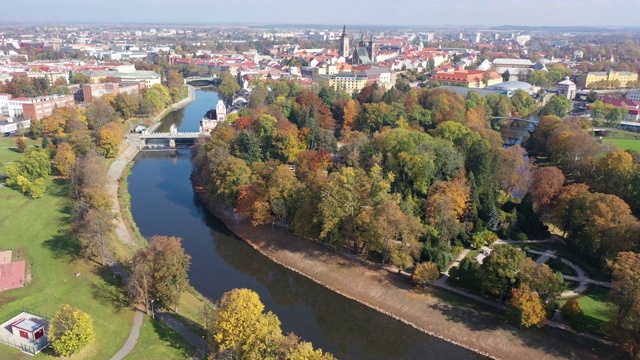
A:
[199,100,226,135]
[557,76,577,100]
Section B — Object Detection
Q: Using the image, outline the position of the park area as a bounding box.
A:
[0,139,193,359]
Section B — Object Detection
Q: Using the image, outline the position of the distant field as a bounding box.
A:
[602,138,640,152]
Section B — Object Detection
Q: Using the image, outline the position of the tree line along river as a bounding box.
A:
[128,89,485,360]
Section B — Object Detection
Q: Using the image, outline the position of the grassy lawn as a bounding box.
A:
[124,317,197,360]
[560,286,616,338]
[465,249,480,260]
[601,130,640,151]
[602,138,640,152]
[0,180,134,359]
[0,137,40,174]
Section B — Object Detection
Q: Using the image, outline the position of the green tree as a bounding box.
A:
[210,156,252,207]
[218,71,241,101]
[471,230,498,248]
[481,244,526,304]
[49,304,96,357]
[232,131,262,164]
[5,147,51,198]
[540,95,572,118]
[519,258,562,307]
[561,298,586,331]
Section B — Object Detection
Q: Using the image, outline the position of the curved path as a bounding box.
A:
[526,249,612,298]
[110,310,144,360]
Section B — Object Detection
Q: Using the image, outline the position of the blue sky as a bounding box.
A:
[3,0,637,27]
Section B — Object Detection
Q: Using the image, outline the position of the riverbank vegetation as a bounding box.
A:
[0,74,197,357]
[191,72,640,358]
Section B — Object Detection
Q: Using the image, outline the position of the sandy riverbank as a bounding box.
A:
[192,181,618,360]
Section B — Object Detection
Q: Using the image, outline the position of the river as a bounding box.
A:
[128,89,483,360]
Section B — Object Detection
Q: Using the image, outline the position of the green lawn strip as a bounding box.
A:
[124,317,197,360]
[602,138,640,152]
[0,180,134,359]
[465,249,479,260]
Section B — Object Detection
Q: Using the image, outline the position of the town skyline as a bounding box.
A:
[4,0,640,27]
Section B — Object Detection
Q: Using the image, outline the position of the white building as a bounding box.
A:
[199,100,226,135]
[627,89,640,102]
[557,77,577,100]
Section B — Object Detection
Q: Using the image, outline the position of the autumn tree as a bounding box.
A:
[528,166,565,221]
[74,208,113,264]
[53,142,76,178]
[509,287,547,328]
[211,288,333,360]
[15,136,27,153]
[211,288,284,359]
[412,262,440,286]
[590,150,637,198]
[85,98,119,131]
[49,304,96,357]
[561,298,586,331]
[608,252,640,358]
[149,236,191,312]
[97,122,124,158]
[498,145,531,199]
[343,98,358,130]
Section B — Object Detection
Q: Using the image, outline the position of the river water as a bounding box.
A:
[128,89,483,360]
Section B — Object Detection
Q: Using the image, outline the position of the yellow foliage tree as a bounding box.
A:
[97,122,124,158]
[53,142,76,178]
[343,98,358,130]
[509,287,547,328]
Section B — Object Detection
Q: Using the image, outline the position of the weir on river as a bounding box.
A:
[127,90,483,360]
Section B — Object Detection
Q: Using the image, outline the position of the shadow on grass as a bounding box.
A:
[150,318,199,359]
[169,312,207,338]
[90,265,130,313]
[42,229,81,260]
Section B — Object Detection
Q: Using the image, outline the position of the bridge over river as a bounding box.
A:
[137,124,209,148]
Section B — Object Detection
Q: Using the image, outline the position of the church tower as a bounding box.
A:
[368,34,376,63]
[340,25,350,58]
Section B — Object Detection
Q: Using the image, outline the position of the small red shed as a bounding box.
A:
[11,318,45,341]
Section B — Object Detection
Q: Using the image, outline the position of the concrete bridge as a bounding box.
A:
[137,124,209,148]
[492,116,539,124]
[185,76,219,87]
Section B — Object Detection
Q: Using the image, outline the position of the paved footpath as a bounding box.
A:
[110,310,144,360]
